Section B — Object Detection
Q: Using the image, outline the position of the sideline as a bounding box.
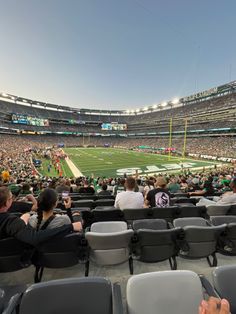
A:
[65,156,84,177]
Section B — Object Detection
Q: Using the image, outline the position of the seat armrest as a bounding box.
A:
[112,282,124,314]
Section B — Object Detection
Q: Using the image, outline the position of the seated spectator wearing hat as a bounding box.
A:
[114,177,144,210]
[145,177,171,208]
[0,186,82,246]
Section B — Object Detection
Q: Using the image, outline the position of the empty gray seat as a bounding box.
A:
[85,222,134,275]
[133,219,168,230]
[173,217,209,228]
[210,215,236,226]
[206,204,231,216]
[126,270,204,314]
[91,221,128,233]
[3,277,123,314]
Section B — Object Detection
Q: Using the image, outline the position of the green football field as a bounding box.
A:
[61,147,219,178]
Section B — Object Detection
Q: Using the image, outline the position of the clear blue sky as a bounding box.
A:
[0,0,235,110]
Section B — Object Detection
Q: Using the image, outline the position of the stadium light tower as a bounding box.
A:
[143,107,149,111]
[152,104,158,109]
[136,109,140,113]
[162,101,168,107]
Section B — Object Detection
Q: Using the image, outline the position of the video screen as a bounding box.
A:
[101,123,127,130]
[12,114,49,126]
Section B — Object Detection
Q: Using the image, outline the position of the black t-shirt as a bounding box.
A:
[146,188,171,208]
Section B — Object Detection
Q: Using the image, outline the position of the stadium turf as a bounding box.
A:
[60,147,219,178]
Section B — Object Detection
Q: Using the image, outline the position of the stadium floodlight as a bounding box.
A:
[136,109,140,113]
[143,107,149,111]
[131,109,135,113]
[172,98,179,105]
[1,93,8,97]
[11,96,15,100]
[162,101,168,107]
[152,104,158,109]
[126,110,130,114]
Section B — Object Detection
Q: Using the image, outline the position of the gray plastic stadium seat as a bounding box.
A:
[213,265,236,314]
[126,270,204,314]
[3,277,123,314]
[173,217,209,228]
[132,219,181,270]
[85,222,134,275]
[206,204,231,216]
[91,221,128,232]
[133,219,168,230]
[210,215,236,226]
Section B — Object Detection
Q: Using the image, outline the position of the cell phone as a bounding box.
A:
[62,191,69,200]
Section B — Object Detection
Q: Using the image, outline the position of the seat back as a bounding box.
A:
[18,277,114,314]
[34,233,88,268]
[210,215,236,226]
[152,206,178,222]
[123,208,153,224]
[91,221,127,233]
[94,199,115,207]
[213,265,236,314]
[73,200,94,209]
[173,217,209,228]
[176,206,207,219]
[133,219,168,231]
[86,230,134,265]
[180,225,225,258]
[134,229,180,263]
[0,238,32,272]
[206,205,231,216]
[92,209,125,223]
[126,270,203,314]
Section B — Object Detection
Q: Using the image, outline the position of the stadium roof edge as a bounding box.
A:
[0,80,235,115]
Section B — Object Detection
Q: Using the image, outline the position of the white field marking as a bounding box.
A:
[98,158,104,161]
[65,157,84,177]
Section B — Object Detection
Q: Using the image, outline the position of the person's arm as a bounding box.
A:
[24,194,38,211]
[114,194,120,209]
[189,190,206,196]
[5,216,81,246]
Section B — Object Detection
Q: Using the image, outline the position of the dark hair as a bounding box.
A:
[36,188,58,231]
[102,184,107,191]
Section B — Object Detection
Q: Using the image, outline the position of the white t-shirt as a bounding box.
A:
[114,191,144,210]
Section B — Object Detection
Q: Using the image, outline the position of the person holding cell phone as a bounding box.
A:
[29,189,80,230]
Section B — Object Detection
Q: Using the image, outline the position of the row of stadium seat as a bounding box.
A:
[1,265,236,313]
[1,216,236,283]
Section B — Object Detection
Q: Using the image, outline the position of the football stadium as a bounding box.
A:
[0,1,236,313]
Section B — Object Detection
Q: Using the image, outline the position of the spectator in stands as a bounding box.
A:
[145,176,171,208]
[199,297,230,314]
[29,188,72,230]
[189,176,215,196]
[197,178,236,206]
[98,184,111,196]
[0,186,82,245]
[113,177,126,196]
[55,178,70,193]
[143,178,155,197]
[114,177,144,210]
[167,177,181,193]
[78,180,95,194]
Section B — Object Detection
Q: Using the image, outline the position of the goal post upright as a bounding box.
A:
[168,117,173,160]
[182,118,188,159]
